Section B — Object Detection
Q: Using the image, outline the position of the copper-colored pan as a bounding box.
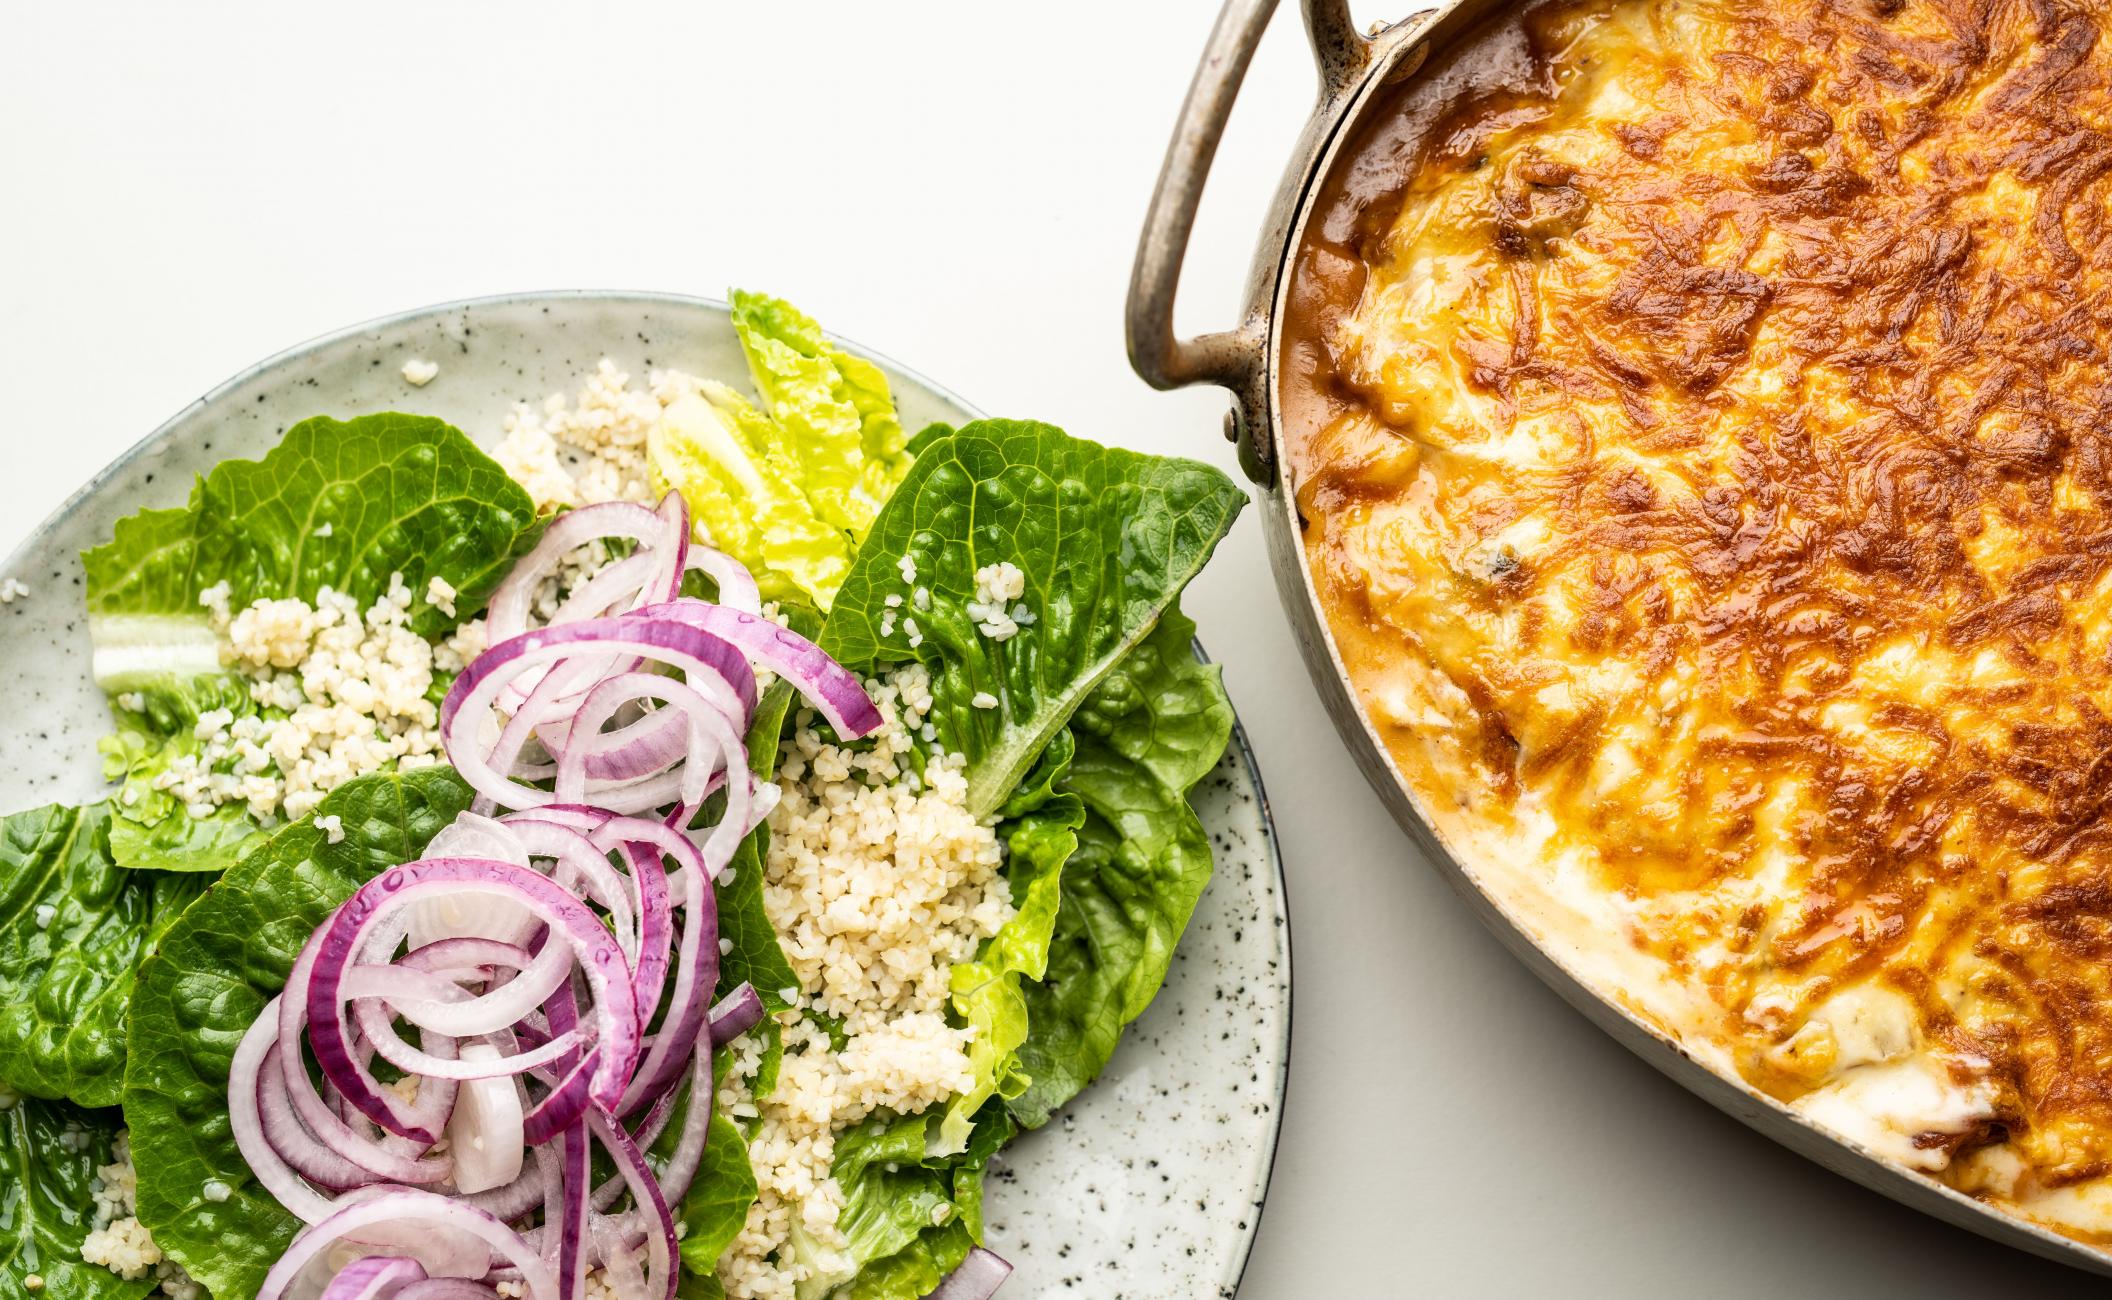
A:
[1125,0,2112,1275]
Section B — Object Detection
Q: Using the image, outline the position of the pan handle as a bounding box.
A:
[1125,0,1373,462]
[1126,0,1279,396]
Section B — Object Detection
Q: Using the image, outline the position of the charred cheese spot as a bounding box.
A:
[1288,0,2112,1243]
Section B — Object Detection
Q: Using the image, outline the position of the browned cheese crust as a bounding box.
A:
[1284,0,2112,1232]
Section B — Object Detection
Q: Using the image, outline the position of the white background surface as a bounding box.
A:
[1,2,2101,1295]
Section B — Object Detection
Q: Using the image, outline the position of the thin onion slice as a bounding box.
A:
[683,546,761,615]
[317,1255,428,1300]
[926,1248,1014,1300]
[707,982,764,1048]
[441,618,758,815]
[587,1106,678,1300]
[484,499,681,655]
[446,1045,526,1195]
[558,1124,591,1298]
[230,1003,353,1224]
[640,601,881,740]
[258,1192,555,1300]
[395,1283,501,1300]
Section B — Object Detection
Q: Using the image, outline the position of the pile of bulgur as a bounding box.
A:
[120,572,484,825]
[76,1131,202,1299]
[710,664,1012,1300]
[491,357,705,511]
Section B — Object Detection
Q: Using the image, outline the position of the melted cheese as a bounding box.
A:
[1290,0,2112,1243]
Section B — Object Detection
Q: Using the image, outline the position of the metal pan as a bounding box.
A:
[1125,0,2112,1275]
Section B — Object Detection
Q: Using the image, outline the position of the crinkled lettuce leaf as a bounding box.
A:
[80,414,539,874]
[1009,607,1232,1128]
[731,290,909,538]
[811,420,1240,1293]
[84,411,536,658]
[651,384,856,608]
[931,738,1081,1153]
[819,419,1244,818]
[786,1112,979,1300]
[0,801,208,1109]
[121,766,476,1298]
[97,673,269,873]
[0,1096,154,1298]
[648,292,916,609]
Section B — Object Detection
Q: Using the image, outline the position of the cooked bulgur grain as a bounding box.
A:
[714,664,1013,1297]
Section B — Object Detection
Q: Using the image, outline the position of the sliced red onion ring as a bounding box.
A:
[500,819,640,962]
[395,1283,501,1300]
[557,672,740,810]
[926,1248,1014,1300]
[614,841,673,1039]
[708,983,764,1047]
[285,932,461,1152]
[256,1041,381,1193]
[558,1124,591,1299]
[684,545,761,615]
[615,851,715,1117]
[318,1255,428,1300]
[587,1106,678,1300]
[640,601,881,739]
[528,807,719,888]
[355,998,582,1083]
[231,1005,355,1224]
[485,499,681,657]
[343,943,571,1041]
[258,1192,555,1300]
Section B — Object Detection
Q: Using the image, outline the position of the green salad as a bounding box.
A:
[0,293,1244,1300]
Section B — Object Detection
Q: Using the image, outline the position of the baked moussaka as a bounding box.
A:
[1283,0,2112,1240]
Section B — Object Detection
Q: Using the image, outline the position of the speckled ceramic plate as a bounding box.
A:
[0,292,1291,1299]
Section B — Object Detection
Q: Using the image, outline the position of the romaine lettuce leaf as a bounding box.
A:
[0,801,207,1108]
[80,413,539,874]
[98,673,269,873]
[819,419,1244,818]
[0,1096,154,1298]
[930,778,1081,1154]
[786,1112,975,1300]
[649,292,916,609]
[729,290,910,539]
[84,412,537,647]
[121,766,476,1297]
[811,423,1240,1277]
[650,384,855,608]
[1009,607,1232,1128]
